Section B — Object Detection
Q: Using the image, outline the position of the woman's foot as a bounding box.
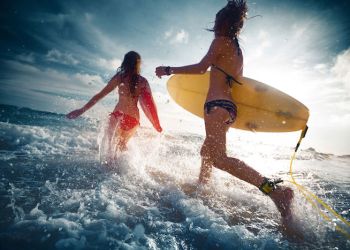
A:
[269,186,293,218]
[269,187,304,241]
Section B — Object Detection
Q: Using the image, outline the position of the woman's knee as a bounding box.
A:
[200,141,214,159]
[200,144,207,157]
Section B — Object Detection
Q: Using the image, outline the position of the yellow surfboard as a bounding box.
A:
[167,72,309,132]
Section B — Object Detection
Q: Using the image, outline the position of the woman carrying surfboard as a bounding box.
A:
[67,51,162,160]
[156,0,295,231]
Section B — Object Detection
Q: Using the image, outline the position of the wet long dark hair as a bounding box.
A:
[118,51,141,97]
[209,0,247,47]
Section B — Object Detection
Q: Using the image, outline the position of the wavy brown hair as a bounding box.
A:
[118,51,141,97]
[210,0,248,39]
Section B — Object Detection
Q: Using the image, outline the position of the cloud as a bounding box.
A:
[329,113,350,125]
[95,58,122,71]
[164,29,189,44]
[257,30,271,51]
[29,11,124,70]
[292,22,310,40]
[2,60,105,95]
[3,60,40,74]
[164,30,172,39]
[245,29,271,63]
[331,48,350,91]
[174,29,189,44]
[74,73,104,87]
[16,53,35,63]
[46,49,79,65]
[313,63,328,74]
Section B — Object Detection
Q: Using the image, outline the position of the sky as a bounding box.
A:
[0,0,350,155]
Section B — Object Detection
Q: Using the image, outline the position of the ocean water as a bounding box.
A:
[0,104,349,250]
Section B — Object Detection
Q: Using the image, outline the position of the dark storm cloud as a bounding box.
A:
[248,0,350,54]
[0,0,349,107]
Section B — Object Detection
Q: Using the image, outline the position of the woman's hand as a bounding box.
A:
[155,66,168,78]
[66,108,84,119]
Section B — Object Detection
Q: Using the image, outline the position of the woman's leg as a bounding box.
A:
[198,113,232,184]
[115,125,138,152]
[104,114,119,157]
[201,107,265,186]
[198,156,213,184]
[201,107,293,219]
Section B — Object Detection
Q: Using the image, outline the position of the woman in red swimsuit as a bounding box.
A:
[67,51,162,158]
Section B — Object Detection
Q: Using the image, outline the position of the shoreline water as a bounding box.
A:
[0,103,349,249]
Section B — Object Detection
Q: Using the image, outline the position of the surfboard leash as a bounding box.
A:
[288,125,350,239]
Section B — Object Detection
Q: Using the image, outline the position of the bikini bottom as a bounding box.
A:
[110,110,139,131]
[204,99,237,125]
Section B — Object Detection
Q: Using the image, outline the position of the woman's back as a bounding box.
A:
[114,73,144,120]
[207,37,243,102]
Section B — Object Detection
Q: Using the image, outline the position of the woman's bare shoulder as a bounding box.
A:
[137,75,149,89]
[109,71,122,81]
[138,75,148,84]
[108,72,122,86]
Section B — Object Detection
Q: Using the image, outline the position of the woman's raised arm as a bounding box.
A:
[155,37,222,78]
[66,74,120,119]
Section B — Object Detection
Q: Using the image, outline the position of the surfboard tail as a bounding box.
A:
[139,89,162,133]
